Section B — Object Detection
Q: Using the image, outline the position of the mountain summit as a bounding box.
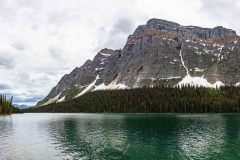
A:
[37,19,240,106]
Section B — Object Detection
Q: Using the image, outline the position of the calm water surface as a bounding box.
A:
[0,113,240,160]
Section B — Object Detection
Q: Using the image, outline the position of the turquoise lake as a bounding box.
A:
[0,113,240,160]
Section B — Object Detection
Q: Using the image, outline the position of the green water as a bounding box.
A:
[0,114,240,160]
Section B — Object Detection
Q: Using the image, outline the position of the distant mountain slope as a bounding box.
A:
[37,18,240,106]
[14,104,32,109]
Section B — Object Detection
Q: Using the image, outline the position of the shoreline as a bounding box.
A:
[21,112,240,115]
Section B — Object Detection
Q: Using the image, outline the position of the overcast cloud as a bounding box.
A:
[0,0,239,105]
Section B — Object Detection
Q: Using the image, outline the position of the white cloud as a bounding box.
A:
[0,0,239,105]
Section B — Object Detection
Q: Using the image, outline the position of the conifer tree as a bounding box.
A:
[0,94,14,115]
[26,86,240,113]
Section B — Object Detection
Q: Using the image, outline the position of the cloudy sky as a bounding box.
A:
[0,0,239,105]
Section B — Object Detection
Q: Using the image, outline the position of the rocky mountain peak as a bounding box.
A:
[97,48,114,56]
[37,18,240,106]
[146,18,180,28]
[133,18,237,40]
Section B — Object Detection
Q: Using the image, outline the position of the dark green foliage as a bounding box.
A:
[66,86,80,97]
[12,106,23,114]
[0,94,22,115]
[26,86,240,113]
[0,94,13,115]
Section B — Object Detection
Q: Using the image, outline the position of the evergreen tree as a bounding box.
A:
[26,86,240,114]
[0,94,14,115]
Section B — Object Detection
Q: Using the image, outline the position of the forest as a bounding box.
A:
[0,94,22,115]
[26,86,240,113]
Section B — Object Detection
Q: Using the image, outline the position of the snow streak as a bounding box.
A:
[179,49,189,76]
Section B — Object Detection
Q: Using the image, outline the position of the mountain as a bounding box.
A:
[37,18,240,106]
[14,104,32,109]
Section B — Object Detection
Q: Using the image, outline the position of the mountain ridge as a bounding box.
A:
[37,18,240,106]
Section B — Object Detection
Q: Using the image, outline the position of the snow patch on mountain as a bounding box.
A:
[195,67,205,72]
[179,49,190,76]
[75,75,100,98]
[74,75,129,98]
[160,76,182,80]
[95,68,104,71]
[178,75,211,87]
[177,75,225,88]
[178,49,225,88]
[100,52,111,57]
[94,83,128,91]
[212,81,225,88]
[58,96,65,102]
[42,93,61,106]
[94,75,129,91]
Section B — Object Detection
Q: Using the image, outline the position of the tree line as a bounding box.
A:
[26,86,240,113]
[0,94,22,115]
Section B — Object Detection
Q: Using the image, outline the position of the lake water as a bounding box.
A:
[0,113,240,160]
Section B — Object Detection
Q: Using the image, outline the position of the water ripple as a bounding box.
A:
[0,113,240,160]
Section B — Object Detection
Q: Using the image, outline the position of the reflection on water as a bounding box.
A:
[177,116,226,159]
[0,114,240,160]
[44,115,129,159]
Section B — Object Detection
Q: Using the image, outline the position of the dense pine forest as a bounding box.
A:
[0,94,22,115]
[26,86,240,113]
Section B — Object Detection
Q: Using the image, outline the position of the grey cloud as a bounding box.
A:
[14,96,43,103]
[0,83,11,90]
[17,72,30,83]
[201,0,237,17]
[48,47,64,61]
[11,42,26,51]
[0,53,15,69]
[201,0,235,9]
[30,75,54,87]
[112,18,134,34]
[200,0,240,33]
[15,72,54,87]
[35,66,70,75]
[3,91,43,105]
[94,17,135,52]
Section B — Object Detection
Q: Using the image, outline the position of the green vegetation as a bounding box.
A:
[66,86,79,97]
[0,94,22,115]
[66,85,85,97]
[26,86,240,113]
[0,94,13,115]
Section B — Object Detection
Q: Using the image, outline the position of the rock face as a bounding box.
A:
[37,18,240,106]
